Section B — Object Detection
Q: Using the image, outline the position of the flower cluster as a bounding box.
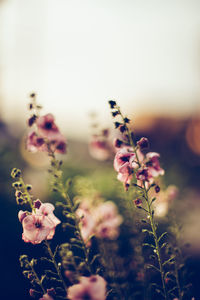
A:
[27,95,67,154]
[76,199,123,243]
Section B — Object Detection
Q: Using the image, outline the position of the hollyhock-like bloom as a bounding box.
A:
[20,213,56,244]
[114,146,138,186]
[26,131,46,153]
[67,275,107,300]
[89,139,111,161]
[145,152,164,177]
[94,201,123,239]
[35,203,61,227]
[114,146,136,172]
[36,114,60,140]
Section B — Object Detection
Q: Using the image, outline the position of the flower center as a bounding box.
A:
[82,292,91,300]
[35,222,41,228]
[120,155,130,162]
[45,122,52,130]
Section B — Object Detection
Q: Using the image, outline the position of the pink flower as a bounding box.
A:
[39,294,54,300]
[166,185,179,201]
[26,131,46,153]
[20,213,56,244]
[76,207,95,242]
[145,152,164,177]
[136,167,151,182]
[35,203,61,227]
[36,114,60,140]
[114,146,138,187]
[94,201,123,239]
[89,140,111,161]
[114,146,136,172]
[67,275,107,300]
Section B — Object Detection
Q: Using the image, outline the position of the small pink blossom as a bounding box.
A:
[67,275,107,300]
[114,146,138,187]
[36,114,60,140]
[26,131,46,153]
[35,203,61,227]
[20,214,56,244]
[136,167,151,182]
[114,146,136,172]
[145,152,164,177]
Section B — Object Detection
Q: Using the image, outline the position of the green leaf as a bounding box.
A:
[162,256,175,267]
[143,243,156,249]
[150,197,156,205]
[160,242,168,249]
[146,264,160,273]
[158,232,168,243]
[142,229,154,236]
[91,254,101,265]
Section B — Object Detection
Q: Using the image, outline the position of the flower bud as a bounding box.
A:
[137,137,149,150]
[108,100,116,108]
[155,185,160,193]
[134,198,142,206]
[33,199,42,209]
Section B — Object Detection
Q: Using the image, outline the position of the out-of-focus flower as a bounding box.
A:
[39,288,56,300]
[35,203,61,227]
[20,213,56,244]
[151,185,178,218]
[76,206,96,242]
[166,185,179,201]
[76,200,123,242]
[94,201,123,239]
[67,275,107,300]
[89,138,111,161]
[39,294,54,300]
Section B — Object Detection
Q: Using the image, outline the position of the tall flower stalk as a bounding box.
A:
[109,100,169,299]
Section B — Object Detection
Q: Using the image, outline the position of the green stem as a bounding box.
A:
[45,240,67,290]
[29,261,46,294]
[144,185,168,300]
[19,177,34,211]
[115,109,168,299]
[48,150,92,274]
[174,255,182,300]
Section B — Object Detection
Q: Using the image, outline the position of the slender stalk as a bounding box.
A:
[47,149,92,274]
[29,261,46,294]
[45,240,67,290]
[174,254,182,300]
[114,107,168,299]
[143,185,168,300]
[19,176,34,211]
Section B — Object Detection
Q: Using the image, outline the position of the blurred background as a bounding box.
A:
[0,0,200,299]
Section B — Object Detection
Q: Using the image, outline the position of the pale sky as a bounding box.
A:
[0,0,200,139]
